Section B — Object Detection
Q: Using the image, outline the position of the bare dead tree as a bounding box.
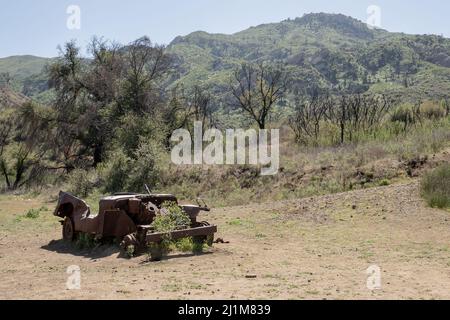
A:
[187,85,216,128]
[231,62,288,129]
[289,94,331,144]
[360,94,394,135]
[323,95,347,144]
[326,94,394,144]
[290,91,395,145]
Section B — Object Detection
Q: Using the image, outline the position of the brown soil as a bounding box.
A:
[1,178,450,300]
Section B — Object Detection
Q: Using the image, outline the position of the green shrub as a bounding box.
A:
[192,240,205,254]
[175,238,195,252]
[98,150,131,193]
[24,208,41,219]
[151,201,191,233]
[148,201,191,259]
[67,169,97,197]
[99,141,164,194]
[125,244,136,258]
[126,140,164,192]
[115,113,166,158]
[21,206,49,220]
[421,164,450,209]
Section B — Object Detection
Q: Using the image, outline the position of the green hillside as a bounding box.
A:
[0,55,49,79]
[167,13,450,101]
[0,55,53,103]
[1,13,450,105]
[0,86,30,109]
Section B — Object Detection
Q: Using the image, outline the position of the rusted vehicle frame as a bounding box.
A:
[53,191,216,260]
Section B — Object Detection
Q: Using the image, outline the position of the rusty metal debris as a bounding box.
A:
[53,191,217,260]
[214,238,229,244]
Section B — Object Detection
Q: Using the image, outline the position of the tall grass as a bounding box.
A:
[59,115,450,208]
[421,164,450,209]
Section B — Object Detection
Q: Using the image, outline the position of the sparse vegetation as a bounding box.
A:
[24,208,41,219]
[421,164,450,209]
[419,101,447,120]
[20,206,49,220]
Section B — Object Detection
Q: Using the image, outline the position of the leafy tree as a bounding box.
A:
[47,37,172,168]
[0,103,51,190]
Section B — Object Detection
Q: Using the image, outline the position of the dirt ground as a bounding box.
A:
[1,179,450,300]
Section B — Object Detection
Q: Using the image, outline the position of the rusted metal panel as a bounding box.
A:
[128,198,141,214]
[101,210,137,237]
[146,225,217,243]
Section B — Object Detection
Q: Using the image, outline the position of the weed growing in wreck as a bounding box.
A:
[151,201,191,233]
[75,233,99,249]
[148,201,192,260]
[126,244,135,258]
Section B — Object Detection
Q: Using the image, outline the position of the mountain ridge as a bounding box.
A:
[1,13,450,105]
[166,13,450,100]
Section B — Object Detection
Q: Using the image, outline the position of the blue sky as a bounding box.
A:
[0,0,449,58]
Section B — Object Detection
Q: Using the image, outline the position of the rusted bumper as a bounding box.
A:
[146,225,217,243]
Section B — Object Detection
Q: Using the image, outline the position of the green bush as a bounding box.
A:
[148,201,192,259]
[24,208,41,219]
[67,169,97,197]
[115,113,167,158]
[22,206,49,220]
[175,238,195,253]
[98,150,131,193]
[151,201,191,233]
[126,140,164,192]
[421,164,450,209]
[99,141,164,194]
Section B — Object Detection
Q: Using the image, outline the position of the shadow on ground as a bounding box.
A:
[41,239,123,260]
[41,239,215,261]
[139,251,214,264]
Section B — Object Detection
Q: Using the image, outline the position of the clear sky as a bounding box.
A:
[1,0,449,58]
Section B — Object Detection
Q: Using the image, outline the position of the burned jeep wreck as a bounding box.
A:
[53,191,217,260]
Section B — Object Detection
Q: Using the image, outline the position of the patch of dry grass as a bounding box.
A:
[421,164,450,209]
